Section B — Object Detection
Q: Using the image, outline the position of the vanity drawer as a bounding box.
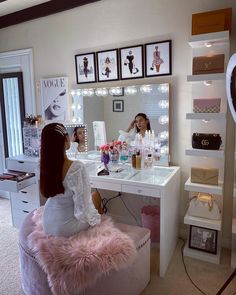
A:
[122,184,160,197]
[11,191,39,211]
[11,208,31,229]
[7,158,38,173]
[90,180,122,192]
[0,175,36,193]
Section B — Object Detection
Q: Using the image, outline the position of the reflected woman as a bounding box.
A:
[71,126,86,152]
[118,113,151,143]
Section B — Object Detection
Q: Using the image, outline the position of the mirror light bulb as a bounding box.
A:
[140,85,152,93]
[72,117,76,123]
[76,90,82,96]
[77,104,82,110]
[70,90,75,96]
[158,115,169,125]
[71,104,75,110]
[158,100,169,109]
[125,86,137,95]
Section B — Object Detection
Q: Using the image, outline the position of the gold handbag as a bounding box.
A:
[191,167,219,185]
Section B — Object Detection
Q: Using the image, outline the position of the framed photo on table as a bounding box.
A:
[75,52,97,84]
[113,100,124,112]
[119,45,144,80]
[189,225,217,254]
[145,40,172,77]
[96,49,119,82]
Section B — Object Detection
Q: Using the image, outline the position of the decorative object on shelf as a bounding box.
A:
[189,225,218,254]
[119,45,144,80]
[191,8,232,35]
[193,98,221,113]
[188,192,221,220]
[75,52,97,84]
[96,48,119,82]
[41,77,69,122]
[191,167,219,185]
[23,126,42,157]
[192,54,225,75]
[113,99,124,112]
[24,115,41,127]
[192,133,222,150]
[145,40,172,77]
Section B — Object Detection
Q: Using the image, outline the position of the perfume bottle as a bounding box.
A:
[136,151,142,169]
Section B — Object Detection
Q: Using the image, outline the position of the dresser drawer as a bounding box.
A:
[6,158,38,173]
[122,184,160,197]
[11,194,39,211]
[0,175,36,193]
[11,208,31,229]
[90,180,122,192]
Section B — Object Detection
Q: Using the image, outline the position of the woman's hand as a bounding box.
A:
[126,119,136,132]
[92,191,104,214]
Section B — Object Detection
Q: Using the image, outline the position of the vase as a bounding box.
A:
[101,152,110,168]
[110,150,119,164]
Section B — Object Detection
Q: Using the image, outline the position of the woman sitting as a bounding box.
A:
[40,123,101,237]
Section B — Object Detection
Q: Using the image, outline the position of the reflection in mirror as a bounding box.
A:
[65,123,88,156]
[71,83,169,166]
[226,53,236,123]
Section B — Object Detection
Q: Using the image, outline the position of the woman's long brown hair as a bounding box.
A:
[40,123,67,198]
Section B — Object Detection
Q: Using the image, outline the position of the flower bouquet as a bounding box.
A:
[100,140,126,165]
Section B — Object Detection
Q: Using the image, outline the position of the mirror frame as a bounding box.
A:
[226,53,236,123]
[65,123,88,155]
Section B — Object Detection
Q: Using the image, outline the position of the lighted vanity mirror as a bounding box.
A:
[71,83,169,166]
[65,123,88,155]
[226,53,236,123]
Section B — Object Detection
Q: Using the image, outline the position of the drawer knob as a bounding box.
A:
[22,201,28,204]
[18,161,25,164]
[21,191,27,194]
[23,210,29,213]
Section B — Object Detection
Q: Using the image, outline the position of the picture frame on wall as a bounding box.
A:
[113,99,124,112]
[41,76,69,122]
[119,45,144,80]
[189,225,217,254]
[96,49,119,82]
[75,52,97,84]
[145,40,172,77]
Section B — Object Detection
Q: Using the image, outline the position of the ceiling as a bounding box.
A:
[0,0,100,29]
[0,0,50,17]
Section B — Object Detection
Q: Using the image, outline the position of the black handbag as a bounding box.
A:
[192,133,222,150]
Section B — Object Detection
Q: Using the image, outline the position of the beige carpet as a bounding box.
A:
[0,197,236,295]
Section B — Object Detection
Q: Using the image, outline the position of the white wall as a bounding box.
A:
[0,0,235,243]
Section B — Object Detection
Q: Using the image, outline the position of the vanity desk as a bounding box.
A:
[4,154,180,277]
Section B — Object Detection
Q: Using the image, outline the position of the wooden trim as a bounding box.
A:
[0,0,100,29]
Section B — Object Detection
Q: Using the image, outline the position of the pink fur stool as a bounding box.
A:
[19,211,151,295]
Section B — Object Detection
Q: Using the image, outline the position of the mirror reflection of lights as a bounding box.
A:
[203,81,212,86]
[158,115,169,125]
[160,146,169,155]
[109,87,123,96]
[77,117,82,123]
[72,117,76,123]
[71,104,76,110]
[76,90,82,96]
[158,100,169,109]
[159,131,169,140]
[95,88,108,96]
[158,84,169,93]
[70,90,75,96]
[77,104,82,110]
[82,89,94,96]
[125,86,137,95]
[140,85,152,93]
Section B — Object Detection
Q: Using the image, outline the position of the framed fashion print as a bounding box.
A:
[113,100,124,112]
[119,45,144,80]
[41,76,69,122]
[96,49,119,82]
[189,225,217,254]
[145,40,172,77]
[75,52,97,84]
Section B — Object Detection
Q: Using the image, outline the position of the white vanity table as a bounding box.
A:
[3,154,180,277]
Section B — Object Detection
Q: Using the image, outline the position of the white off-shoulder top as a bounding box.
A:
[43,161,100,237]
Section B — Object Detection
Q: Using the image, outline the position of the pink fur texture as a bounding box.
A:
[28,207,137,295]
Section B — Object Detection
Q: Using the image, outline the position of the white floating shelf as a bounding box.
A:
[184,177,223,195]
[185,148,224,159]
[188,31,229,48]
[183,243,220,264]
[184,212,221,231]
[186,113,226,120]
[232,219,236,234]
[187,73,226,82]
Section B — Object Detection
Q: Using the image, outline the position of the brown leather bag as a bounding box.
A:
[192,54,225,75]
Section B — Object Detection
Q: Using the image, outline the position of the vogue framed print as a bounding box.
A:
[145,40,172,77]
[75,52,97,84]
[96,49,119,82]
[119,45,144,80]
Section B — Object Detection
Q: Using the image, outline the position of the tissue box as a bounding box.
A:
[192,8,232,35]
[191,167,219,185]
[193,98,221,113]
[192,54,225,75]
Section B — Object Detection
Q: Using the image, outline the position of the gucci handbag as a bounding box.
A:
[192,133,222,150]
[188,192,221,220]
[193,98,221,113]
[191,167,219,185]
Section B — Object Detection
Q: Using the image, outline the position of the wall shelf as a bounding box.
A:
[184,212,221,231]
[188,31,229,48]
[187,73,226,82]
[186,113,226,120]
[184,178,223,195]
[185,148,224,159]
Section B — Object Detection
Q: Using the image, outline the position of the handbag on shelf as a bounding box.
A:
[192,54,225,75]
[191,167,219,185]
[192,133,222,150]
[188,192,221,220]
[193,98,221,113]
